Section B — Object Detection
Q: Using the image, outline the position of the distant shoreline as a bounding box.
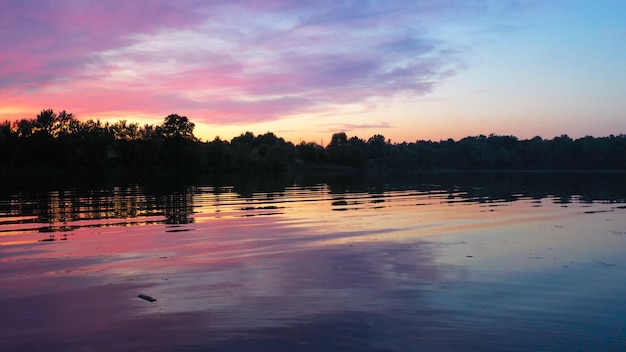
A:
[3,110,626,174]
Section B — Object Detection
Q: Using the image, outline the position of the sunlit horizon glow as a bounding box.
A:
[2,1,625,143]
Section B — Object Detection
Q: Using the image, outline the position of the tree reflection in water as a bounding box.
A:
[0,171,626,351]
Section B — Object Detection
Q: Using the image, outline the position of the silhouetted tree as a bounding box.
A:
[367,134,388,160]
[254,132,294,171]
[328,132,347,149]
[231,131,255,146]
[296,141,324,164]
[4,108,626,173]
[324,132,367,167]
[35,109,56,136]
[157,114,196,141]
[205,137,233,171]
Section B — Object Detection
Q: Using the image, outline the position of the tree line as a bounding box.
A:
[1,109,625,172]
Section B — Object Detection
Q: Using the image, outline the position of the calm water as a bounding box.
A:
[1,171,626,351]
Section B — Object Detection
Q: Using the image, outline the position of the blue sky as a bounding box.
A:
[1,0,624,142]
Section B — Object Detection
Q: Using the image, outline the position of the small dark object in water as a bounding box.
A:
[138,294,157,302]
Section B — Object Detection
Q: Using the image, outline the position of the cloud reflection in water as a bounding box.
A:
[1,172,626,351]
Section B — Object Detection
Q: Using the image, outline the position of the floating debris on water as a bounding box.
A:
[138,294,157,302]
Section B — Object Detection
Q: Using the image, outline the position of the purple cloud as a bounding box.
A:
[0,0,209,88]
[321,122,393,135]
[0,1,527,126]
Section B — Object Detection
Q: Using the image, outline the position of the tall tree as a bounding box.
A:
[157,114,196,140]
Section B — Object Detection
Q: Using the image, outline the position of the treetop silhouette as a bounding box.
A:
[2,109,625,172]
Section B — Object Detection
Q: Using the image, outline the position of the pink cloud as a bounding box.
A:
[0,1,517,128]
[0,0,210,88]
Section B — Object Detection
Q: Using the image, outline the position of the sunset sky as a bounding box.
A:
[2,0,625,143]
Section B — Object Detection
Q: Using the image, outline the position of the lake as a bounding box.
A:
[1,171,626,351]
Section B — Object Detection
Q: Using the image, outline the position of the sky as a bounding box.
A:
[1,0,625,143]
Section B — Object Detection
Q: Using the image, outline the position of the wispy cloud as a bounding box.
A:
[324,122,393,133]
[0,1,208,88]
[0,0,527,126]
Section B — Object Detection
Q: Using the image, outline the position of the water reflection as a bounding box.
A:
[1,171,626,351]
[0,186,195,239]
[1,171,625,238]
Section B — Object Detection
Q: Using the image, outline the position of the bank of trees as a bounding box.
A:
[1,109,625,172]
